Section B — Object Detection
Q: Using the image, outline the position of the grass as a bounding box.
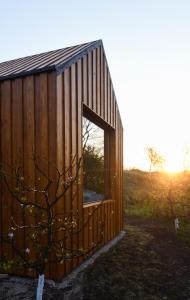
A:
[124,169,190,218]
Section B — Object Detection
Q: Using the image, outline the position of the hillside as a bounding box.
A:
[124,169,190,220]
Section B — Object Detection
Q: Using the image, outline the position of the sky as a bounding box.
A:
[1,0,190,172]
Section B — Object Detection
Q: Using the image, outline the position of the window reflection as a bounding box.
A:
[83,117,105,203]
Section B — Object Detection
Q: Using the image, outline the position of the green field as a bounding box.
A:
[124,169,190,240]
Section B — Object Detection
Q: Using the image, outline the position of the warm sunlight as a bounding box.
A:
[126,143,189,173]
[164,159,183,173]
[2,1,190,298]
[162,149,186,173]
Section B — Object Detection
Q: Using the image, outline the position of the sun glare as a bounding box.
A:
[163,153,185,173]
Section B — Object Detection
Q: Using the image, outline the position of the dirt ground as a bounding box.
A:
[83,217,190,300]
[1,217,190,299]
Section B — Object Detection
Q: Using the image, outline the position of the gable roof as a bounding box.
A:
[0,40,103,81]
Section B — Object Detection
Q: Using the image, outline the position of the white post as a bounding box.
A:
[174,218,179,232]
[36,274,45,300]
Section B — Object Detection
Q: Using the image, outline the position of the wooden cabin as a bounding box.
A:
[0,40,123,279]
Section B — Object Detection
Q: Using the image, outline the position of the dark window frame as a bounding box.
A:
[82,105,114,204]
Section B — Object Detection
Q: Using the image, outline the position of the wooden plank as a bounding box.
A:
[88,206,93,255]
[110,86,113,127]
[110,130,116,237]
[47,72,58,278]
[82,56,87,105]
[119,117,122,231]
[23,75,36,277]
[87,52,92,109]
[92,49,96,112]
[98,203,102,247]
[71,63,77,269]
[76,59,84,264]
[93,204,98,248]
[23,76,35,183]
[104,132,110,199]
[117,108,120,234]
[12,78,23,168]
[0,80,12,263]
[110,202,113,240]
[34,73,48,164]
[105,203,108,243]
[55,72,67,278]
[93,204,97,249]
[96,47,101,116]
[100,47,104,119]
[83,207,89,259]
[110,201,113,240]
[12,78,25,275]
[120,121,124,231]
[92,205,95,250]
[97,204,102,249]
[121,126,123,231]
[34,73,49,277]
[114,106,119,234]
[119,118,121,231]
[113,95,115,128]
[101,202,104,245]
[118,117,121,231]
[101,202,104,247]
[119,114,122,232]
[109,202,111,241]
[112,201,115,238]
[111,199,115,238]
[107,73,110,125]
[107,203,110,241]
[63,68,72,274]
[104,59,108,122]
[113,91,115,128]
[56,73,64,176]
[103,203,106,244]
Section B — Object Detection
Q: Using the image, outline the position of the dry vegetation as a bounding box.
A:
[83,170,190,300]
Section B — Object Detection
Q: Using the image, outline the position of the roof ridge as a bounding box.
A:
[0,39,103,81]
[0,40,99,65]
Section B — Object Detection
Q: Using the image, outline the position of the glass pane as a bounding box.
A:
[83,117,105,203]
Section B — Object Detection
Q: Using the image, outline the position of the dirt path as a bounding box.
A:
[83,217,190,300]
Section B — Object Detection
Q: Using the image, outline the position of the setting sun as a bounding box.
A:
[162,148,186,173]
[164,158,183,173]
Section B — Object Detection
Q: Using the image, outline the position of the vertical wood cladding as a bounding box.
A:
[0,45,123,279]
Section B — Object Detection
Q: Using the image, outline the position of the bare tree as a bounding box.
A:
[0,124,106,299]
[146,147,165,172]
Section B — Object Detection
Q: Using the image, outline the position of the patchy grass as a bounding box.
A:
[83,217,190,300]
[124,169,190,221]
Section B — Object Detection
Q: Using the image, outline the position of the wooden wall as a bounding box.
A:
[0,44,123,279]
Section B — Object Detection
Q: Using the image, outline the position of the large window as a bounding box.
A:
[83,117,107,203]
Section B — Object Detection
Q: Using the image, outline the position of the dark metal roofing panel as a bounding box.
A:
[0,40,103,81]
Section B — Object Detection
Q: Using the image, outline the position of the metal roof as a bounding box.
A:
[0,40,103,81]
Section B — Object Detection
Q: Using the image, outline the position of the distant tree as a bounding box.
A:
[146,147,165,172]
[83,145,104,193]
[82,117,104,196]
[183,145,190,172]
